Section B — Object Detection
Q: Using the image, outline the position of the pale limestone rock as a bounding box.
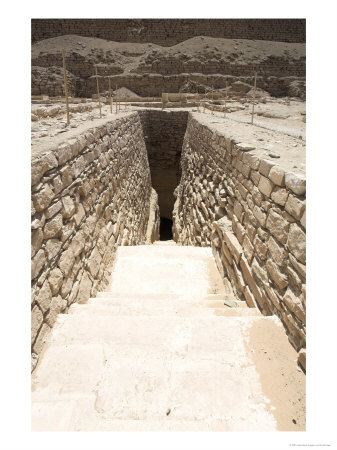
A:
[269,166,285,186]
[31,305,43,344]
[266,210,289,245]
[77,271,93,304]
[43,214,63,239]
[242,235,254,264]
[259,159,274,177]
[45,200,62,219]
[45,239,62,260]
[33,184,54,212]
[31,152,58,185]
[32,249,46,280]
[267,236,287,267]
[298,348,306,372]
[285,195,305,220]
[58,247,75,276]
[252,205,266,227]
[74,204,85,226]
[285,172,306,196]
[62,196,76,218]
[87,247,102,277]
[35,280,52,313]
[46,296,64,327]
[258,175,273,197]
[300,209,306,229]
[32,323,51,354]
[48,267,63,296]
[289,254,306,280]
[31,228,43,257]
[252,258,269,285]
[224,231,242,265]
[283,288,305,323]
[271,187,288,206]
[287,224,306,264]
[254,235,268,260]
[266,259,288,289]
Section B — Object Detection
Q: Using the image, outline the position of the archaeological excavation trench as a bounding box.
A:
[31,108,306,430]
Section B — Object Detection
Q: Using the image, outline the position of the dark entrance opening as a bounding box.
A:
[160,217,173,241]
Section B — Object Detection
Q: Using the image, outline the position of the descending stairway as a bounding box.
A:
[32,242,293,431]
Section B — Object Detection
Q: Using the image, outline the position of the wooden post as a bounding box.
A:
[224,80,228,117]
[115,85,118,113]
[108,77,112,113]
[95,66,102,118]
[62,50,70,125]
[251,72,257,125]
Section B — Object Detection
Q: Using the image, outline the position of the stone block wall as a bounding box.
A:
[174,116,306,362]
[31,113,156,370]
[31,19,305,45]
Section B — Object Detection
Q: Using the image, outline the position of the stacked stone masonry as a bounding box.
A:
[31,113,158,371]
[174,116,306,358]
[32,19,305,45]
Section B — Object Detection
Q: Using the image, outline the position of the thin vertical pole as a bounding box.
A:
[95,66,102,118]
[115,85,118,113]
[212,85,214,115]
[251,72,257,125]
[62,49,70,125]
[108,77,112,113]
[224,80,228,117]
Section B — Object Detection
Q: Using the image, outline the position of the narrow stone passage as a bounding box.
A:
[32,243,304,431]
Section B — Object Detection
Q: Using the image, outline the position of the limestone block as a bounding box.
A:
[252,186,263,206]
[287,223,306,264]
[60,165,74,189]
[32,323,51,355]
[254,235,268,260]
[31,249,46,280]
[31,213,45,230]
[266,210,289,245]
[45,200,62,219]
[52,175,63,195]
[267,236,287,267]
[235,221,246,245]
[239,256,264,310]
[35,280,52,313]
[48,267,63,296]
[252,205,266,227]
[62,196,76,218]
[31,305,43,344]
[287,266,302,289]
[31,151,58,185]
[45,238,62,261]
[60,276,73,298]
[58,247,75,276]
[250,170,261,186]
[271,187,288,206]
[242,153,260,170]
[33,184,54,212]
[223,231,242,265]
[69,231,85,257]
[243,285,257,308]
[43,214,63,239]
[283,287,305,323]
[259,159,274,177]
[252,258,269,285]
[221,241,233,265]
[73,155,86,178]
[264,284,282,311]
[269,166,285,186]
[300,209,306,229]
[87,247,102,278]
[285,172,306,196]
[45,295,65,327]
[242,235,254,265]
[233,200,244,223]
[289,254,306,280]
[77,271,93,304]
[285,195,305,220]
[31,228,43,257]
[266,259,288,289]
[258,175,274,198]
[74,204,85,226]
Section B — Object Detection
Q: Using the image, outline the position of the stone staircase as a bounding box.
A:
[31,243,298,431]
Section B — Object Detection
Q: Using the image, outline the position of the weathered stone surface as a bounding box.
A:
[31,152,58,185]
[258,175,274,197]
[268,165,285,186]
[285,195,305,220]
[268,236,287,267]
[285,172,306,195]
[271,186,288,206]
[252,205,266,227]
[242,235,254,264]
[58,247,75,276]
[31,305,43,344]
[266,209,289,245]
[35,280,52,313]
[74,204,85,226]
[43,214,63,239]
[77,271,93,304]
[266,259,288,289]
[33,184,54,212]
[254,235,268,260]
[259,159,274,177]
[287,223,306,264]
[32,249,46,280]
[298,348,306,372]
[252,258,269,285]
[283,288,305,322]
[31,228,43,257]
[48,267,63,295]
[45,200,62,219]
[32,323,51,354]
[45,296,65,327]
[45,238,62,260]
[87,247,102,277]
[224,231,242,265]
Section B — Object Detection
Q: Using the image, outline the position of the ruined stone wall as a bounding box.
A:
[32,19,306,45]
[138,110,188,219]
[31,113,155,370]
[174,116,306,361]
